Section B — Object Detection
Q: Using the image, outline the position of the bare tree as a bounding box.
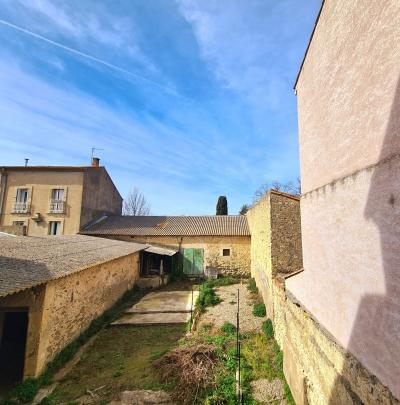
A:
[123,187,151,216]
[253,177,301,203]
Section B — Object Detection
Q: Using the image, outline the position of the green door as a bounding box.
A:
[183,248,204,275]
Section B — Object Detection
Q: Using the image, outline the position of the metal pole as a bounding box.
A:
[237,288,241,404]
[190,287,194,331]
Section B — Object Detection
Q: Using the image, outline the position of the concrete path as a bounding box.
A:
[111,290,198,326]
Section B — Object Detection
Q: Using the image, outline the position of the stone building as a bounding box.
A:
[0,158,122,236]
[0,235,146,391]
[82,215,251,277]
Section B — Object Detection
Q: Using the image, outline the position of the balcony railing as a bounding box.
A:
[12,202,30,213]
[49,200,65,214]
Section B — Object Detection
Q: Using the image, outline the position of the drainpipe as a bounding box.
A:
[0,169,7,222]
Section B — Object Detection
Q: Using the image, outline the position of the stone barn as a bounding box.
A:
[0,235,146,392]
[82,215,251,278]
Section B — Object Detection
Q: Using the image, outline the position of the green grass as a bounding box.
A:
[253,303,266,317]
[196,282,221,312]
[262,319,274,338]
[47,325,186,403]
[247,278,259,294]
[220,321,236,335]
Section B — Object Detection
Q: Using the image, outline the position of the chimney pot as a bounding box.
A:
[92,157,100,167]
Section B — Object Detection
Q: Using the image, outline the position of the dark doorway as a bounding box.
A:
[0,311,28,394]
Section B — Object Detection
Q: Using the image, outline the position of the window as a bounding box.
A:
[222,248,231,257]
[13,188,30,213]
[12,221,25,226]
[51,188,64,201]
[49,221,61,235]
[15,188,28,203]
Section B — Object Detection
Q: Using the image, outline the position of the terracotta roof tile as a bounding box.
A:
[82,215,250,237]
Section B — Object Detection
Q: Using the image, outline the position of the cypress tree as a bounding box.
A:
[216,196,228,215]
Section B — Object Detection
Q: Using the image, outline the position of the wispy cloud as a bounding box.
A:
[0,0,320,214]
[176,0,319,113]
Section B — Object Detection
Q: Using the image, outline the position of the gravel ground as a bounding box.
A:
[250,379,286,404]
[197,283,266,332]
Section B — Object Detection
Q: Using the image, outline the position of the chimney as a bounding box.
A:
[92,157,100,167]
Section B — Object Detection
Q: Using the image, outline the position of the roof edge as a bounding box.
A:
[294,0,326,91]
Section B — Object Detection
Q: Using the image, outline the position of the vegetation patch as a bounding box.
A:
[262,319,274,339]
[253,303,266,317]
[46,325,185,403]
[247,278,259,294]
[220,321,236,335]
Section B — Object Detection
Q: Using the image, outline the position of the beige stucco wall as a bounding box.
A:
[290,0,400,399]
[109,235,251,277]
[0,252,140,378]
[0,170,84,236]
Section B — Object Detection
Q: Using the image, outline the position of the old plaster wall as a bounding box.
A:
[35,252,140,375]
[109,235,251,277]
[0,286,47,378]
[290,0,400,398]
[80,168,122,228]
[0,170,84,236]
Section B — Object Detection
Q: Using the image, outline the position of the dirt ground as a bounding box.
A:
[197,282,266,332]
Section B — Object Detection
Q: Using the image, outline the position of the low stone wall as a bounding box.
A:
[0,225,26,236]
[255,275,399,404]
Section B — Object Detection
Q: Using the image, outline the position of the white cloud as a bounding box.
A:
[175,0,317,112]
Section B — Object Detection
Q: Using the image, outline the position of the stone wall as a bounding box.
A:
[0,252,140,378]
[36,252,140,374]
[268,276,400,405]
[246,190,302,317]
[270,192,302,275]
[0,224,26,236]
[108,235,251,277]
[0,286,47,378]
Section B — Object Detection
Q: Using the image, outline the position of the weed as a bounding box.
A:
[229,300,236,305]
[247,278,259,294]
[196,283,220,312]
[206,277,238,288]
[253,303,266,317]
[262,319,274,338]
[220,321,236,335]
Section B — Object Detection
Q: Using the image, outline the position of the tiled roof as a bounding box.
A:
[0,235,146,298]
[82,215,250,237]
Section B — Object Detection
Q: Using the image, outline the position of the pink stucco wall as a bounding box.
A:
[288,0,400,399]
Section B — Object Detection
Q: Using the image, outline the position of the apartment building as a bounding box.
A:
[0,158,122,236]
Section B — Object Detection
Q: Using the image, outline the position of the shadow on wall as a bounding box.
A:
[328,77,400,402]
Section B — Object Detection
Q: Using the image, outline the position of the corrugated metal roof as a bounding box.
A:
[82,215,250,237]
[0,235,147,298]
[144,245,178,256]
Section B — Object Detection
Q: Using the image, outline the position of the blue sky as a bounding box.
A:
[0,0,320,215]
